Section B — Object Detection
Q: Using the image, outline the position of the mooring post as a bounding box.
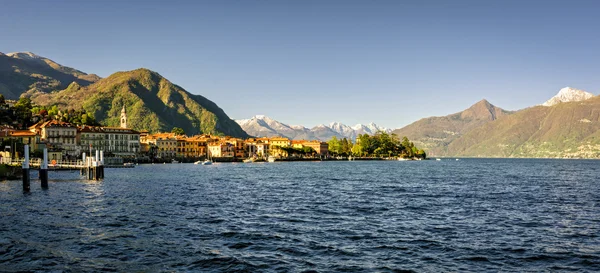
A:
[80,153,86,176]
[40,148,48,189]
[22,145,30,192]
[99,150,104,179]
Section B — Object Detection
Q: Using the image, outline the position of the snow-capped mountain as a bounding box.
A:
[6,51,44,60]
[235,115,391,141]
[352,123,391,136]
[542,87,594,106]
[235,115,311,139]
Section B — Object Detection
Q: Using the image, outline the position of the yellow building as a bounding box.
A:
[143,133,177,159]
[177,135,209,158]
[269,137,291,157]
[291,140,305,149]
[301,140,329,156]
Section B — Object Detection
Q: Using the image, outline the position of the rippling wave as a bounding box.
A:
[1,159,599,272]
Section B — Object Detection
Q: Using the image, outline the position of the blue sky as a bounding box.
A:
[2,0,600,129]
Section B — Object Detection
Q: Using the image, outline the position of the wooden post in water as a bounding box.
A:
[94,150,99,180]
[80,152,86,176]
[40,148,48,189]
[22,145,30,192]
[99,150,104,179]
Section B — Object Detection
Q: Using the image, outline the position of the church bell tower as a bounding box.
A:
[120,106,127,128]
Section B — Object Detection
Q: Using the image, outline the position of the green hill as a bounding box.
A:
[447,97,600,158]
[392,99,512,156]
[0,52,100,99]
[30,68,249,137]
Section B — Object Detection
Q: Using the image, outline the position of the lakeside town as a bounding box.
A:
[0,96,426,171]
[1,106,331,165]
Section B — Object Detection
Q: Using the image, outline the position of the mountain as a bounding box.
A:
[351,123,392,136]
[542,87,594,106]
[236,115,312,139]
[236,115,391,141]
[447,96,600,158]
[0,51,101,99]
[392,99,513,156]
[29,68,248,137]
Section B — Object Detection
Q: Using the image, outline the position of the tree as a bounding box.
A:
[328,136,341,155]
[171,127,185,136]
[13,97,33,128]
[351,142,363,156]
[341,138,352,155]
[0,94,5,105]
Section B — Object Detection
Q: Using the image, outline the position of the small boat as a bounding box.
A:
[267,156,276,162]
[199,152,213,165]
[123,162,135,167]
[398,157,409,161]
[436,158,441,161]
[172,159,179,164]
[243,158,254,163]
[456,158,460,161]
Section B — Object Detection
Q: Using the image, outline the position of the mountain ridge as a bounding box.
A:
[447,96,600,158]
[29,67,248,137]
[0,51,101,99]
[236,115,391,141]
[392,99,513,156]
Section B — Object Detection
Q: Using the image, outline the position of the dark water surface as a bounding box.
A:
[1,159,599,272]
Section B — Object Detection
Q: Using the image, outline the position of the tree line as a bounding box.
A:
[328,131,426,159]
[0,95,100,129]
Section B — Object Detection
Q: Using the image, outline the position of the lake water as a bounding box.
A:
[1,159,599,272]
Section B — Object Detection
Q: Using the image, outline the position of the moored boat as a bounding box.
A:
[201,159,213,165]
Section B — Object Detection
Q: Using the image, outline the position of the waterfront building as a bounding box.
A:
[300,140,329,156]
[269,137,291,157]
[291,140,305,149]
[176,135,209,158]
[255,141,270,158]
[207,141,235,158]
[29,120,78,156]
[144,133,177,159]
[102,127,140,157]
[244,138,271,158]
[77,125,105,154]
[221,137,245,158]
[181,135,209,158]
[0,128,42,159]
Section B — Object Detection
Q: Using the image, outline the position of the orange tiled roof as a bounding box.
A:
[9,130,38,137]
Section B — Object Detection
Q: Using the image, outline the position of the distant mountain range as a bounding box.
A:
[236,115,391,141]
[393,87,600,158]
[0,52,247,137]
[2,51,600,158]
